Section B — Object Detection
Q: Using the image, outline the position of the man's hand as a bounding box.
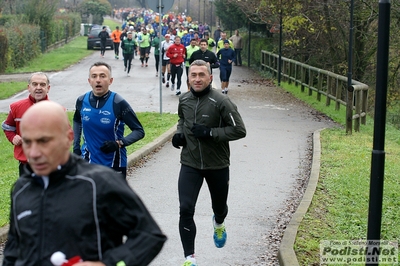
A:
[172,133,186,149]
[191,123,212,139]
[12,135,22,146]
[100,141,119,153]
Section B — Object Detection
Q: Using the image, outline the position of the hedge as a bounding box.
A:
[0,13,81,73]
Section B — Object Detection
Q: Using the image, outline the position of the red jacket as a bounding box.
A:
[166,43,186,65]
[2,95,49,163]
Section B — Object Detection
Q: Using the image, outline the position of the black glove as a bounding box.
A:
[100,141,119,153]
[172,133,186,149]
[191,123,212,139]
[73,148,81,156]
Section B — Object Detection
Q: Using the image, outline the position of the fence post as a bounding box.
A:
[335,78,342,111]
[346,85,354,134]
[317,70,322,101]
[346,85,359,135]
[301,64,305,92]
[355,89,361,132]
[362,89,368,125]
[261,51,264,70]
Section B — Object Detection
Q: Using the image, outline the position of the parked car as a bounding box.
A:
[87,26,114,50]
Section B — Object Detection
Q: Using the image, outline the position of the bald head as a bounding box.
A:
[21,101,73,176]
[22,101,69,130]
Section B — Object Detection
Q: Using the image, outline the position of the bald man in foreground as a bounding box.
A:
[3,101,166,266]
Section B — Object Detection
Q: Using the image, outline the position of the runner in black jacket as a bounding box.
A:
[98,26,110,58]
[189,39,219,73]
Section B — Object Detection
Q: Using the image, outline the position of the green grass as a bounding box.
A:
[0,17,177,227]
[103,18,121,31]
[0,82,28,99]
[5,18,119,74]
[6,37,93,74]
[278,81,400,265]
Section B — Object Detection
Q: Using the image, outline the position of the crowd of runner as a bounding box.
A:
[107,7,243,95]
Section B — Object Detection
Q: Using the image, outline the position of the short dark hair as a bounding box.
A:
[199,38,208,45]
[89,62,112,77]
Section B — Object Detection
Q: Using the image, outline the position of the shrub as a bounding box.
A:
[0,31,8,72]
[0,15,15,26]
[4,24,41,69]
[0,13,82,73]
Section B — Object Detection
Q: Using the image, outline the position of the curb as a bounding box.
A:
[0,124,177,243]
[127,124,177,167]
[0,225,9,243]
[278,128,323,266]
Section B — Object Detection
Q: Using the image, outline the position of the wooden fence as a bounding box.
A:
[260,50,369,133]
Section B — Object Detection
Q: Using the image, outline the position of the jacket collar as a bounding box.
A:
[190,84,211,97]
[24,154,80,187]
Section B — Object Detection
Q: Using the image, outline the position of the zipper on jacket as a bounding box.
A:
[194,98,204,169]
[39,188,46,262]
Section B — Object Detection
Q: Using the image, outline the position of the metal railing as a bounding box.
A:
[261,50,369,133]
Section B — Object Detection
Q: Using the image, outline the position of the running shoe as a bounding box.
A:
[166,81,169,88]
[182,255,196,266]
[171,83,175,91]
[182,260,196,266]
[213,216,227,248]
[176,90,181,96]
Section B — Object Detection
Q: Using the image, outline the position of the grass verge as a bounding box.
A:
[279,82,400,264]
[8,36,93,74]
[0,82,27,100]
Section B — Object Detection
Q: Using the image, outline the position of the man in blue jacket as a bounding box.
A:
[73,62,145,178]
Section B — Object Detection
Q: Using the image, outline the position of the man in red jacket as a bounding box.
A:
[2,72,50,175]
[166,35,186,96]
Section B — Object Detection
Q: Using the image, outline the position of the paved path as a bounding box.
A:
[0,48,335,265]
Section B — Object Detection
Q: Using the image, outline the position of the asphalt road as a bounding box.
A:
[0,48,335,265]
